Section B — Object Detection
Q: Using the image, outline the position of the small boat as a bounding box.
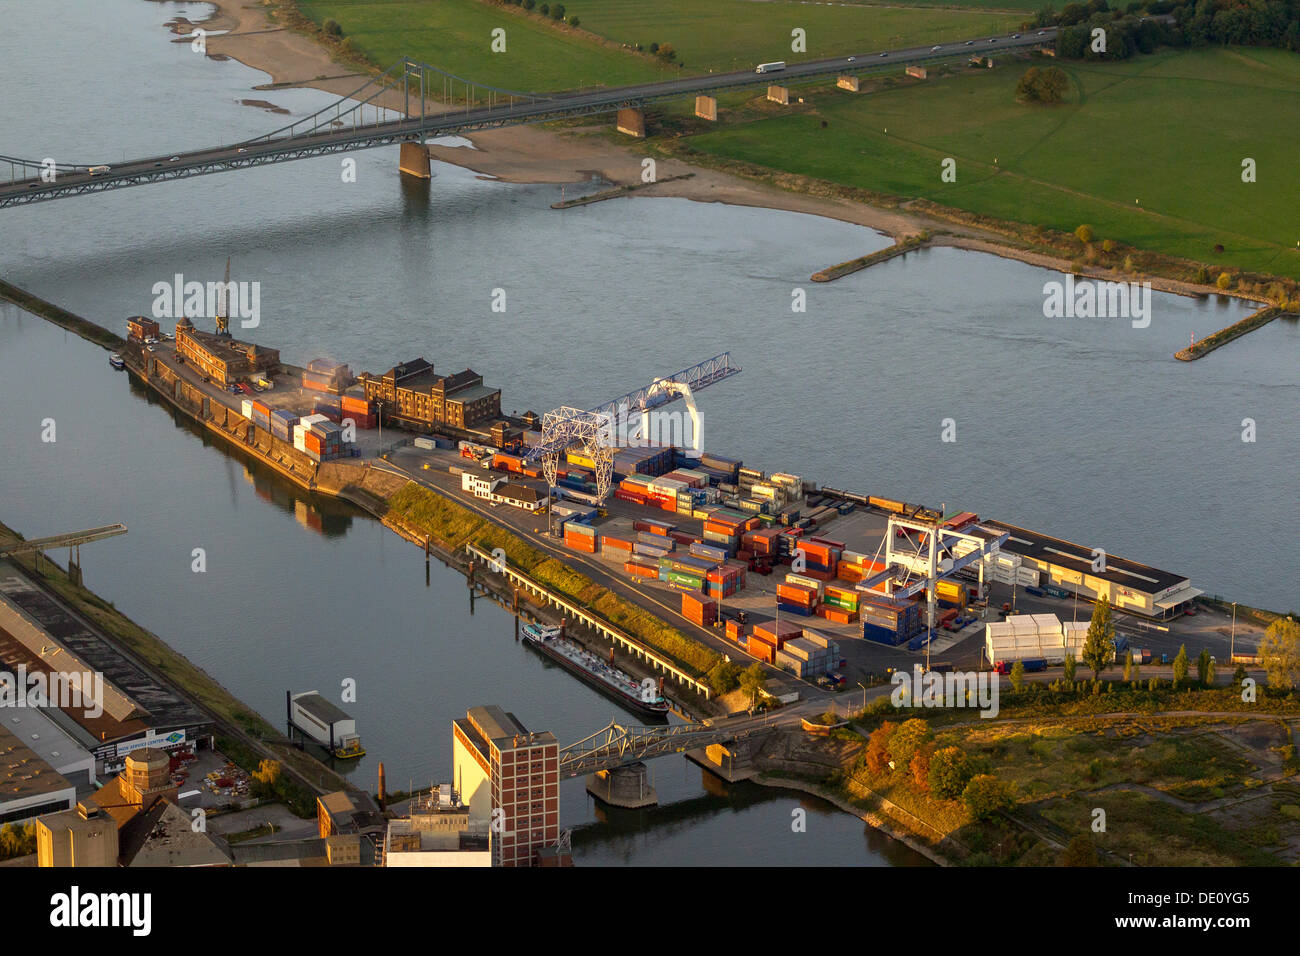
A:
[522,622,669,719]
[109,353,125,370]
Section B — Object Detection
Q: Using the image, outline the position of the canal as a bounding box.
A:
[3,0,1298,863]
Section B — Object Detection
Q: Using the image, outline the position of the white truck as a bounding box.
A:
[755,61,787,74]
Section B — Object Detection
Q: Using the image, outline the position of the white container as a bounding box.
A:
[241,399,255,418]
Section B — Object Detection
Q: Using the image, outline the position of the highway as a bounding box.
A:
[0,28,1058,208]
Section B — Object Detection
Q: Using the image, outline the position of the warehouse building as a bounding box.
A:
[359,358,502,430]
[982,520,1201,620]
[126,315,160,343]
[0,723,77,827]
[174,315,280,387]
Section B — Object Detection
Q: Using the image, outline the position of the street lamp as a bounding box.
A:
[1230,601,1237,662]
[857,681,868,715]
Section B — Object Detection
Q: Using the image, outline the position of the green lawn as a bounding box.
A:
[685,46,1300,277]
[295,0,1024,90]
[296,0,665,91]
[570,0,1026,72]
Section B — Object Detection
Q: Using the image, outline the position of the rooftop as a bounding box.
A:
[292,692,352,726]
[0,722,74,802]
[982,520,1189,597]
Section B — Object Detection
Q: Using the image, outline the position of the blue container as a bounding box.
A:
[776,600,812,617]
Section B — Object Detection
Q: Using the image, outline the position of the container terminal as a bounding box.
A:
[113,310,1240,712]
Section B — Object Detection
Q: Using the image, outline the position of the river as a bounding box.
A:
[2,0,1296,864]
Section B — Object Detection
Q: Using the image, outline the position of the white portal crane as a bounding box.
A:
[638,377,702,459]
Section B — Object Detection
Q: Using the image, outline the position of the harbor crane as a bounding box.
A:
[854,516,1008,669]
[531,353,740,529]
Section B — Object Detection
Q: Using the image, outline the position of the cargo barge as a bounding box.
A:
[521,622,669,719]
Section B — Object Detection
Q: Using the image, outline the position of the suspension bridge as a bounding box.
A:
[0,30,1059,209]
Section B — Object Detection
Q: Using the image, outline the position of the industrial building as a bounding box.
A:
[982,520,1201,620]
[38,749,231,867]
[460,472,544,511]
[173,315,280,387]
[0,561,210,776]
[288,691,363,758]
[452,705,558,868]
[382,785,491,866]
[301,358,353,394]
[126,315,160,343]
[0,722,77,826]
[359,357,502,431]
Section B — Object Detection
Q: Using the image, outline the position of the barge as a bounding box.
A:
[521,622,669,719]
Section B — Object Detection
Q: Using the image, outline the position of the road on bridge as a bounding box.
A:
[1,28,1061,208]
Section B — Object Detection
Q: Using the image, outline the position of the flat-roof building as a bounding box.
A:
[0,723,76,827]
[982,520,1202,619]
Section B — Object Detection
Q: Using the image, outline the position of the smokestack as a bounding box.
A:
[377,762,386,809]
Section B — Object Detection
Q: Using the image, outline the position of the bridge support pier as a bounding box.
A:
[399,141,432,179]
[766,85,790,105]
[694,96,717,121]
[686,738,758,783]
[587,761,657,808]
[615,108,646,139]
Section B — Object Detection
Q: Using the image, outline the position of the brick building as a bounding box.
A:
[359,358,501,431]
[174,316,280,387]
[452,706,558,867]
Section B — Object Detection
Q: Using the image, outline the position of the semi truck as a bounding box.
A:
[755,61,787,73]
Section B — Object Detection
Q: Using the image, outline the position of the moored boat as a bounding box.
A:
[521,622,669,719]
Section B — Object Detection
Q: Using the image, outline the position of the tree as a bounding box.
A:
[889,718,934,770]
[551,2,565,18]
[1101,238,1115,254]
[739,662,768,709]
[322,18,343,37]
[0,823,36,860]
[1075,223,1094,244]
[1010,660,1026,693]
[1216,271,1233,290]
[1172,644,1189,687]
[1260,618,1300,691]
[1060,834,1100,866]
[253,759,281,785]
[569,16,580,27]
[1016,65,1069,103]
[539,3,550,15]
[864,720,896,775]
[1123,648,1133,682]
[910,744,935,791]
[1082,597,1115,678]
[1064,652,1077,681]
[1196,648,1212,686]
[709,659,741,696]
[963,774,1014,819]
[928,746,973,799]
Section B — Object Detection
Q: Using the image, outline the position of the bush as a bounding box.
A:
[962,774,1013,819]
[1075,223,1094,244]
[709,659,740,695]
[928,746,973,799]
[539,3,550,15]
[569,16,580,27]
[1216,272,1233,290]
[322,18,343,37]
[523,0,535,7]
[551,2,565,18]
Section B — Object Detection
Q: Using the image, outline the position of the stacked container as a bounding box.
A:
[269,408,298,443]
[776,581,818,617]
[859,594,922,645]
[624,556,659,578]
[705,563,745,600]
[681,593,718,627]
[341,392,376,430]
[564,520,598,554]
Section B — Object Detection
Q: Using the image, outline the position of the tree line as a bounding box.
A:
[1035,0,1300,60]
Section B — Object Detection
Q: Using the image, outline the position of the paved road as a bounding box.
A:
[1,28,1060,207]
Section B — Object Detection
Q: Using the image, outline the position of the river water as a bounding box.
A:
[1,0,1295,863]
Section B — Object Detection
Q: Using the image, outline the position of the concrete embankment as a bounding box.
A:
[810,235,930,282]
[1175,305,1288,361]
[0,278,126,350]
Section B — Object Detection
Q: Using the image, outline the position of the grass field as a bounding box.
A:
[567,0,1026,72]
[294,0,1025,89]
[683,46,1300,277]
[296,0,665,91]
